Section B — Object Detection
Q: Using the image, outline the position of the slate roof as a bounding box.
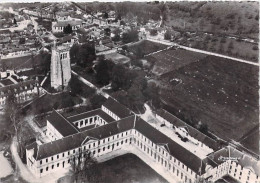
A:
[67,108,115,123]
[102,97,132,119]
[207,146,260,176]
[134,118,207,174]
[46,110,79,137]
[34,115,135,160]
[157,109,218,150]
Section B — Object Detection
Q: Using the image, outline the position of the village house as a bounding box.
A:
[25,98,260,183]
[0,79,41,107]
[52,16,83,33]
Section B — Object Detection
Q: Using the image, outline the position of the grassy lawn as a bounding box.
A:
[59,154,168,183]
[27,92,83,115]
[159,55,258,153]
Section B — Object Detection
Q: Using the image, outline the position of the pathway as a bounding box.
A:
[147,38,260,67]
[71,70,110,99]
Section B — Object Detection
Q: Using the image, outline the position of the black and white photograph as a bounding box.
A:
[0,1,259,183]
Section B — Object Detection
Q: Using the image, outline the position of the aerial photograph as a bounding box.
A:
[0,1,259,183]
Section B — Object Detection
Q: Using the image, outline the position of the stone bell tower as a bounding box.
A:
[50,41,71,91]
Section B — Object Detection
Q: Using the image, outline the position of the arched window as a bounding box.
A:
[52,165,54,169]
[46,167,49,171]
[57,163,59,167]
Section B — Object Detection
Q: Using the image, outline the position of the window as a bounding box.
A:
[57,163,59,167]
[62,153,64,157]
[57,155,59,159]
[51,157,53,161]
[40,169,43,173]
[73,150,75,154]
[68,152,70,155]
[46,159,48,163]
[46,167,48,171]
[52,165,54,169]
[40,160,42,165]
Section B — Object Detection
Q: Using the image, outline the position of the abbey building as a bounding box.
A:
[26,98,260,183]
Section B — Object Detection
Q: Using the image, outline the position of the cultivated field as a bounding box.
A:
[159,55,259,153]
[128,40,168,56]
[146,48,207,75]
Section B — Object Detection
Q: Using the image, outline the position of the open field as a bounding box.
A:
[180,33,259,62]
[128,40,168,56]
[159,55,259,153]
[166,1,259,39]
[146,48,207,75]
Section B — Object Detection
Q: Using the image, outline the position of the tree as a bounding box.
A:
[150,29,158,36]
[13,18,17,25]
[70,44,80,64]
[103,12,109,19]
[90,95,106,109]
[19,37,25,44]
[143,82,161,109]
[164,30,172,40]
[122,29,139,43]
[104,28,111,36]
[111,64,132,91]
[95,59,111,86]
[70,150,100,183]
[63,24,73,34]
[78,43,96,67]
[228,41,234,50]
[69,76,83,95]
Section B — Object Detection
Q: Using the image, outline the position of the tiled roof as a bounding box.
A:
[102,97,132,119]
[46,110,79,137]
[157,109,218,150]
[134,118,207,174]
[35,115,135,160]
[67,108,115,123]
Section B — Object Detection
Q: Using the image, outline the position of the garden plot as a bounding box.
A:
[105,52,130,65]
[128,40,168,56]
[159,55,259,153]
[147,48,207,75]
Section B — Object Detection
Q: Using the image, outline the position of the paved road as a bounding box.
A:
[147,38,260,67]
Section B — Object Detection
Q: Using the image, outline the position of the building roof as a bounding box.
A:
[102,97,132,119]
[207,146,260,176]
[157,109,218,150]
[0,80,37,96]
[46,110,79,137]
[67,108,115,123]
[134,118,207,175]
[34,115,135,160]
[53,20,83,27]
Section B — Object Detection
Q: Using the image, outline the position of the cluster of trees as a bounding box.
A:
[95,60,161,112]
[121,29,139,44]
[69,150,100,183]
[70,43,96,67]
[1,93,36,162]
[63,24,73,34]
